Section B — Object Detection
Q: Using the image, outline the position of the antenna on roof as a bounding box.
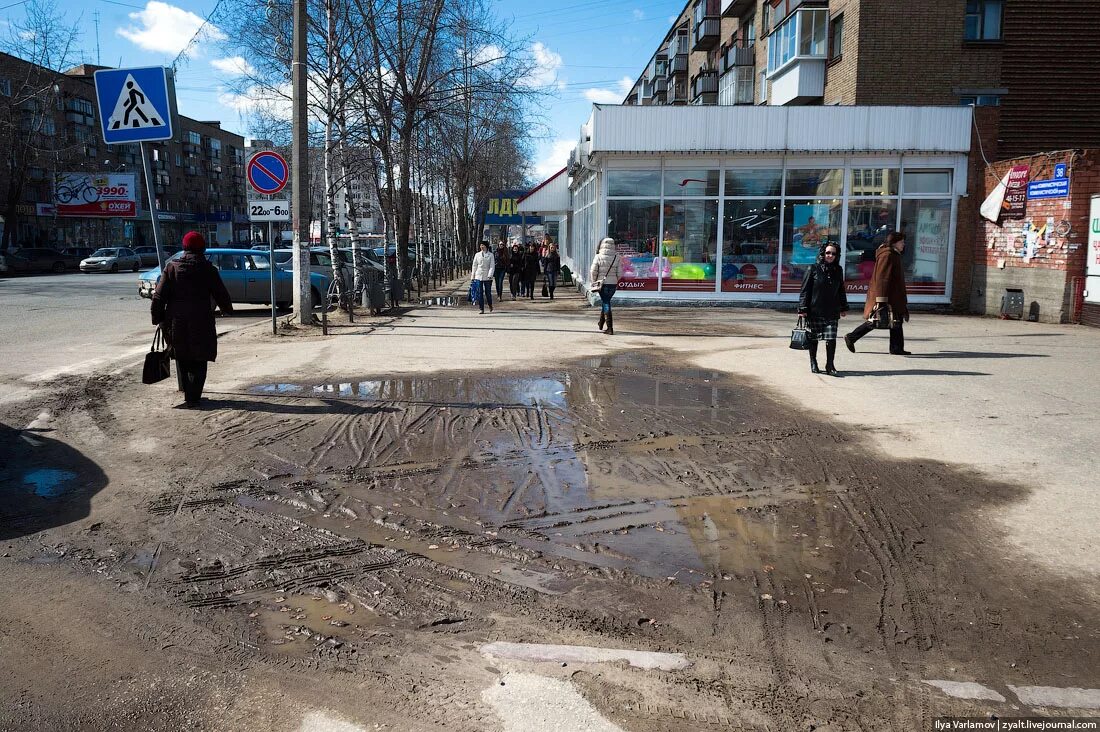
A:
[93,11,101,65]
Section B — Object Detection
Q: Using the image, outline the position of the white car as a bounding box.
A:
[80,247,140,273]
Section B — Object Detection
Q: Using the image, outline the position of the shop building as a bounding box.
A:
[528,104,972,306]
[0,53,249,250]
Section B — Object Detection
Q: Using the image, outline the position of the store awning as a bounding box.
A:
[517,168,569,215]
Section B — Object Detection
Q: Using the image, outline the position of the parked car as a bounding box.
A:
[62,247,96,264]
[138,248,330,309]
[132,245,179,268]
[80,247,140,273]
[273,247,386,296]
[0,247,71,275]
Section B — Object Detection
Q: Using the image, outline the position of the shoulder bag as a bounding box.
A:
[142,326,171,384]
[789,315,810,350]
[590,253,618,293]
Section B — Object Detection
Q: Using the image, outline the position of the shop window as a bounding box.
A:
[899,199,951,295]
[607,169,660,197]
[781,198,841,292]
[849,167,898,196]
[965,0,1002,40]
[725,168,782,197]
[609,199,661,291]
[721,198,780,293]
[785,168,844,197]
[663,169,719,197]
[903,170,952,194]
[844,199,898,294]
[660,199,719,292]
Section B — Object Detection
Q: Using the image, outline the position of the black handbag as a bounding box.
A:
[142,326,171,384]
[541,281,548,297]
[869,297,894,330]
[789,316,810,350]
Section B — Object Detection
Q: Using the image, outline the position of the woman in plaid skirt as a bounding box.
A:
[797,242,849,376]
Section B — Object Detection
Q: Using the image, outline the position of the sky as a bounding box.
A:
[2,0,686,185]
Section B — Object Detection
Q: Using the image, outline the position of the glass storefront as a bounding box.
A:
[599,160,956,300]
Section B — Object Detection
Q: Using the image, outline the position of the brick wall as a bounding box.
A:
[822,0,859,105]
[969,148,1099,322]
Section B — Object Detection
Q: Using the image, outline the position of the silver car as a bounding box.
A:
[80,247,140,273]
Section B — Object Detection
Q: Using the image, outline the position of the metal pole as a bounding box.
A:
[291,0,311,324]
[268,220,276,335]
[139,142,166,270]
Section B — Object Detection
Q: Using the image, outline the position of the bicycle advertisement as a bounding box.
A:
[53,172,138,218]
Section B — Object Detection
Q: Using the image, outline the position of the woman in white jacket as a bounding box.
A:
[589,237,622,335]
[470,240,495,314]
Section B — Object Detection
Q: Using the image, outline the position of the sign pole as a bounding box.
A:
[269,220,276,334]
[139,141,166,269]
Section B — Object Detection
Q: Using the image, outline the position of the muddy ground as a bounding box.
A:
[2,313,1099,730]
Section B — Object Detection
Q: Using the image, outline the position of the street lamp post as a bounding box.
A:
[291,0,311,324]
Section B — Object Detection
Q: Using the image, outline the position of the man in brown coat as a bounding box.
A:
[843,232,911,355]
[151,231,233,407]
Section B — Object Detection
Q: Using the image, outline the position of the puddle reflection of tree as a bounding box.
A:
[0,422,108,541]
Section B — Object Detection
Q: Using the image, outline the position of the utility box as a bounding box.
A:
[1001,288,1025,319]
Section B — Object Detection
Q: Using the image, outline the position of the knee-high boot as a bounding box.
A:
[808,340,820,373]
[825,340,839,376]
[844,320,874,352]
[605,311,614,335]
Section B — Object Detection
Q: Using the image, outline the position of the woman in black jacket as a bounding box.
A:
[797,242,849,376]
[507,243,524,299]
[543,242,561,299]
[522,243,541,301]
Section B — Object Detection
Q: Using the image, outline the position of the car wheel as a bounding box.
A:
[311,287,322,311]
[52,262,65,273]
[110,263,118,273]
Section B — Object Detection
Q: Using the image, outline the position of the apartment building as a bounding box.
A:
[625,0,1100,159]
[0,53,249,250]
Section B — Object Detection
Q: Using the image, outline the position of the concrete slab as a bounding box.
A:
[482,672,624,732]
[1009,685,1100,709]
[481,641,691,671]
[922,680,1006,702]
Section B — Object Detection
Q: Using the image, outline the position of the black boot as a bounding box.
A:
[549,286,555,300]
[845,320,874,353]
[598,311,605,331]
[605,311,614,335]
[825,340,840,376]
[809,341,820,373]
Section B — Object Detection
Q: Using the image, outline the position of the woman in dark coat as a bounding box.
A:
[493,241,510,300]
[506,243,524,299]
[522,243,541,301]
[844,231,910,355]
[798,242,849,376]
[543,242,561,300]
[151,231,233,407]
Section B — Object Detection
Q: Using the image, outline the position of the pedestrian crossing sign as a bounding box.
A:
[93,66,174,145]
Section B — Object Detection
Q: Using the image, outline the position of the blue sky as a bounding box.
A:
[3,0,685,182]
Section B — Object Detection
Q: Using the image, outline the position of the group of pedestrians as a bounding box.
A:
[470,239,561,314]
[797,231,911,377]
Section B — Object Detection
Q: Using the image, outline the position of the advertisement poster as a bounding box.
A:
[790,204,830,265]
[913,206,948,279]
[1086,196,1100,305]
[1001,165,1029,220]
[54,173,138,218]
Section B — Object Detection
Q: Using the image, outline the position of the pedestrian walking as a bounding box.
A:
[543,242,561,300]
[150,231,233,408]
[507,243,524,300]
[470,240,495,314]
[797,243,849,376]
[493,241,509,300]
[844,232,911,355]
[589,237,622,335]
[522,243,541,301]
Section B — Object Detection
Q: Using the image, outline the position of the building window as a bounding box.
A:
[0,78,10,96]
[767,8,828,75]
[829,13,843,60]
[965,0,1002,40]
[762,2,771,34]
[187,131,201,145]
[742,14,756,46]
[959,95,1000,106]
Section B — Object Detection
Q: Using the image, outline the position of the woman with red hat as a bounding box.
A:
[151,231,233,408]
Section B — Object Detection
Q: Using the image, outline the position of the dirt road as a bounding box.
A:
[2,294,1099,731]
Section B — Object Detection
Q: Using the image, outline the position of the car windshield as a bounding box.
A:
[91,249,118,257]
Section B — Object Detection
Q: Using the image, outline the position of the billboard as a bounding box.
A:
[484,190,542,226]
[54,172,138,218]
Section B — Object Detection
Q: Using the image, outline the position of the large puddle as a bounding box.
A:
[240,354,850,585]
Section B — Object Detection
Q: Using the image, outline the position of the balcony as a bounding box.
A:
[721,0,754,17]
[766,8,828,105]
[719,65,755,105]
[647,53,668,82]
[693,1,721,51]
[722,44,755,73]
[666,33,689,77]
[668,81,689,104]
[653,77,668,95]
[691,70,719,104]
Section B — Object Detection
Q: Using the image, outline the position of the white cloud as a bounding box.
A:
[524,41,564,90]
[218,83,291,119]
[583,76,634,105]
[632,8,645,20]
[211,56,256,77]
[471,44,504,67]
[117,1,225,56]
[531,139,575,181]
